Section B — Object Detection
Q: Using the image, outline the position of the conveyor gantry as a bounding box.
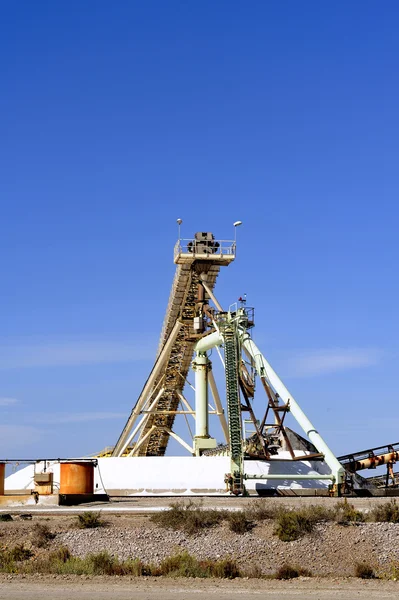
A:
[111,234,235,457]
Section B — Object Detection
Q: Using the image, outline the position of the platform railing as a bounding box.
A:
[174,238,236,260]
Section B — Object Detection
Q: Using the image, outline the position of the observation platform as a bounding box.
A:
[174,236,236,265]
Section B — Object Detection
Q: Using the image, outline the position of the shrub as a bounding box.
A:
[2,547,242,578]
[242,563,263,579]
[120,558,145,576]
[274,511,314,542]
[159,551,208,578]
[226,511,254,534]
[245,501,281,522]
[210,557,241,579]
[77,512,105,529]
[275,564,312,579]
[51,546,71,563]
[89,551,117,575]
[150,501,224,535]
[355,562,375,579]
[157,551,241,578]
[8,545,33,562]
[335,499,364,524]
[33,523,55,548]
[370,500,399,523]
[0,552,15,573]
[0,514,13,522]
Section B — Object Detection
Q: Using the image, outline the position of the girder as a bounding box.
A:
[112,234,235,457]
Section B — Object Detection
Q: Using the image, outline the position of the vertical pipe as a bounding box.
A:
[194,352,209,437]
[0,463,5,495]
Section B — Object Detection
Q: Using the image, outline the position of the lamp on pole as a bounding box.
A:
[233,220,242,245]
[177,218,183,240]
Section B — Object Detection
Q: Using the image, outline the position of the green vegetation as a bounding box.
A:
[150,499,367,541]
[154,551,241,578]
[77,511,105,529]
[150,501,224,534]
[226,511,254,534]
[0,514,13,522]
[0,546,242,578]
[274,511,314,542]
[369,499,399,523]
[335,499,364,524]
[272,505,334,542]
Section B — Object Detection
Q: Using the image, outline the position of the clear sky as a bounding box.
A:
[1,2,398,464]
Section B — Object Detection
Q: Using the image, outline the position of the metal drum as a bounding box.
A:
[59,462,94,495]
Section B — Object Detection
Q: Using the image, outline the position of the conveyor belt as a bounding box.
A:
[339,442,399,471]
[136,262,220,455]
[112,235,235,457]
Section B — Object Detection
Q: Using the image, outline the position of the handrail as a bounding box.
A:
[174,239,236,259]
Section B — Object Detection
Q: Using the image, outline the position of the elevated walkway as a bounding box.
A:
[111,234,235,457]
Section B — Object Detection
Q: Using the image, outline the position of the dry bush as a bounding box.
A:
[369,500,399,523]
[272,504,336,542]
[77,511,105,529]
[0,514,13,522]
[158,551,241,578]
[275,564,312,579]
[334,499,364,525]
[242,563,263,579]
[208,557,241,579]
[2,546,241,578]
[8,545,33,562]
[226,511,254,534]
[0,544,33,572]
[23,549,144,577]
[158,551,208,578]
[355,562,375,579]
[245,501,281,522]
[274,510,314,542]
[150,501,224,535]
[32,523,55,548]
[51,546,71,563]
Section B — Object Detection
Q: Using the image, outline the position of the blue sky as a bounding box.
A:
[1,2,398,463]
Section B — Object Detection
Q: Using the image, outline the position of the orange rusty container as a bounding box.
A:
[59,462,94,495]
[0,463,5,495]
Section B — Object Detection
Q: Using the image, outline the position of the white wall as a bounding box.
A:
[4,454,330,496]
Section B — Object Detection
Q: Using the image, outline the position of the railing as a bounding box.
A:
[174,238,236,260]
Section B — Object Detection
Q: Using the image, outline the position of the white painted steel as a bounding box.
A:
[193,353,209,438]
[112,320,182,456]
[241,334,345,485]
[195,331,223,353]
[208,370,229,443]
[121,388,165,457]
[200,278,224,312]
[245,474,333,480]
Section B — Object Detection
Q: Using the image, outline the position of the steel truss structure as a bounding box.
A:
[110,230,345,495]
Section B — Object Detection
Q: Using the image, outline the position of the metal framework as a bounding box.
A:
[110,230,345,495]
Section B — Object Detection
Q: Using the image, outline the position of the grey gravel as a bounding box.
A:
[56,520,399,577]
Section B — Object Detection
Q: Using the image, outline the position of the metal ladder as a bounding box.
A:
[223,325,244,494]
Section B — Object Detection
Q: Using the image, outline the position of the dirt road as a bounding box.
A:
[0,578,398,600]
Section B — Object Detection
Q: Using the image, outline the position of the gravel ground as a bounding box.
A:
[2,512,399,578]
[57,520,399,577]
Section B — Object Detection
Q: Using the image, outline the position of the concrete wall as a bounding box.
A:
[5,453,330,496]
